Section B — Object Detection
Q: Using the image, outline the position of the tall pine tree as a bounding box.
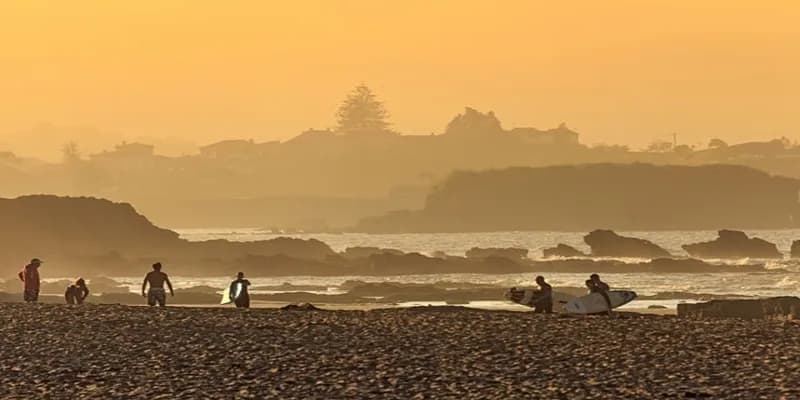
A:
[335,84,391,133]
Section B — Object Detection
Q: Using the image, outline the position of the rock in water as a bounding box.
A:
[583,230,672,258]
[542,244,586,258]
[465,247,528,261]
[682,230,782,259]
[791,240,800,258]
[281,303,320,311]
[342,247,404,259]
[677,297,800,319]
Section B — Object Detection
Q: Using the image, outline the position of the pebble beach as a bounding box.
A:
[1,303,798,399]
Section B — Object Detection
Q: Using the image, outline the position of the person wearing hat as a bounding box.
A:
[65,278,90,305]
[18,258,43,303]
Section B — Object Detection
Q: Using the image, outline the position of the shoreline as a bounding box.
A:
[0,303,795,399]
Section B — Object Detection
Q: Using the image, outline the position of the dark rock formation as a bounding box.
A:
[542,244,587,258]
[790,240,800,258]
[0,195,335,277]
[356,164,800,233]
[584,230,671,258]
[341,247,404,259]
[281,303,320,311]
[682,230,782,259]
[678,297,800,319]
[465,247,528,261]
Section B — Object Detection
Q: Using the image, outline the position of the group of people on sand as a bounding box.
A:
[526,273,613,314]
[17,258,252,309]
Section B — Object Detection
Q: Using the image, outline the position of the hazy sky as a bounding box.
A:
[1,0,798,157]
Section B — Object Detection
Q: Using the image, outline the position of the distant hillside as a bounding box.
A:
[3,109,800,230]
[356,164,800,232]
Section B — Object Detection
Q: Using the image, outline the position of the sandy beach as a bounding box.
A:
[1,304,797,399]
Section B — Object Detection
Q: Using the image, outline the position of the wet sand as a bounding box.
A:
[0,303,797,399]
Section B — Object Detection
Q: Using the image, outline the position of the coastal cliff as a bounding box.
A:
[356,164,800,232]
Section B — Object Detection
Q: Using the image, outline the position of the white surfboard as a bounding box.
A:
[220,285,232,305]
[220,282,244,305]
[564,290,637,314]
[505,287,575,310]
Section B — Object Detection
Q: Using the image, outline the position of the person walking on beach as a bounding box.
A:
[586,273,613,314]
[532,275,553,314]
[141,262,174,307]
[229,272,252,308]
[18,258,42,303]
[65,278,90,304]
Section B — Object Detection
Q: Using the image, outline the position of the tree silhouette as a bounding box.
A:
[708,138,728,149]
[335,84,390,132]
[62,141,82,164]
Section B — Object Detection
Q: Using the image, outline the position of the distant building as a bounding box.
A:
[283,129,336,146]
[88,142,156,170]
[508,123,580,145]
[91,142,155,160]
[444,107,504,136]
[199,139,279,159]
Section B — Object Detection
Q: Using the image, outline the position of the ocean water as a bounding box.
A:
[101,271,798,311]
[104,228,797,311]
[175,228,800,260]
[26,229,797,311]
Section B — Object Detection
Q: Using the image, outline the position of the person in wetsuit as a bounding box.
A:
[532,275,553,314]
[141,262,174,306]
[229,272,251,308]
[65,278,90,304]
[587,273,613,314]
[18,258,42,303]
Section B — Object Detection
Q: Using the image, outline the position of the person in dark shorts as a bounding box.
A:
[229,272,252,308]
[65,278,90,304]
[532,275,553,314]
[18,258,42,303]
[141,262,174,306]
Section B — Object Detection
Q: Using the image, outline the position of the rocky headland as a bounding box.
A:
[355,164,800,232]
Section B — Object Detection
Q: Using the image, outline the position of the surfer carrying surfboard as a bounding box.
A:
[532,276,553,313]
[586,274,613,315]
[228,272,252,308]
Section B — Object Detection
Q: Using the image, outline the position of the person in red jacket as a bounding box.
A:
[18,258,43,303]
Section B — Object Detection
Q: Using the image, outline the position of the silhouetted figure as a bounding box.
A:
[532,275,553,314]
[18,258,42,303]
[65,278,90,304]
[141,262,174,306]
[587,273,613,314]
[229,272,251,308]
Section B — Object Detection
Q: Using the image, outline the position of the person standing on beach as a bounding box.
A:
[587,273,613,314]
[65,278,90,304]
[18,258,42,303]
[532,275,553,314]
[229,272,252,308]
[141,262,174,307]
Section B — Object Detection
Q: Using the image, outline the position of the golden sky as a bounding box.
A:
[0,0,798,156]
